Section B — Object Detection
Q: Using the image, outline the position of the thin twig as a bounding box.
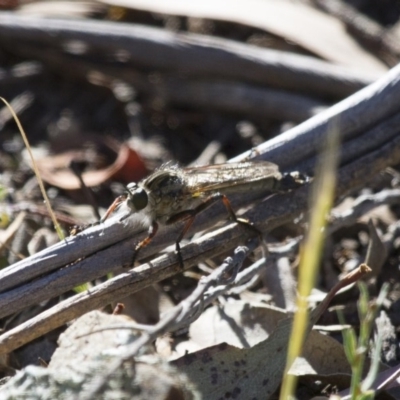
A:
[80,241,257,399]
[2,62,400,296]
[0,125,399,355]
[328,189,400,234]
[1,64,400,356]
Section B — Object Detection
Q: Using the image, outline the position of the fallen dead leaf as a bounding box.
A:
[36,141,147,190]
[101,0,387,72]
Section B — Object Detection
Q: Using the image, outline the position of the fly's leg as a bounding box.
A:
[167,192,262,268]
[70,195,126,235]
[216,193,261,237]
[100,195,126,223]
[166,209,198,268]
[126,221,159,267]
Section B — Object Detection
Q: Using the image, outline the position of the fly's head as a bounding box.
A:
[125,182,149,212]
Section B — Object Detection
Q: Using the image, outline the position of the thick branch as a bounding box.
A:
[11,48,327,123]
[2,63,400,295]
[0,48,400,355]
[0,13,378,98]
[236,63,400,170]
[0,129,399,355]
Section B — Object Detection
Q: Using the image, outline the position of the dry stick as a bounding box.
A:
[310,264,372,326]
[328,189,400,235]
[0,61,400,351]
[83,260,373,400]
[226,237,301,296]
[169,243,258,330]
[156,243,258,336]
[291,107,400,176]
[0,63,400,312]
[0,108,397,318]
[1,55,399,293]
[171,241,302,329]
[0,61,400,276]
[158,78,325,122]
[7,31,330,123]
[16,48,327,123]
[0,63,396,283]
[0,131,399,356]
[0,223,248,354]
[78,242,282,337]
[0,219,246,320]
[0,13,378,98]
[234,63,400,169]
[74,244,259,339]
[80,242,257,400]
[0,104,394,302]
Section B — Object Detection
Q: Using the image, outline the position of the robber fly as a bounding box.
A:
[102,161,305,266]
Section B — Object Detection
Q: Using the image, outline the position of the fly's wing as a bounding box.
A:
[183,161,282,195]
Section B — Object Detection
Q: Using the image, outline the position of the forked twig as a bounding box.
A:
[79,241,258,399]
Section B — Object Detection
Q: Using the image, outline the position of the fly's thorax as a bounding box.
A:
[146,169,187,198]
[144,168,194,223]
[144,167,185,192]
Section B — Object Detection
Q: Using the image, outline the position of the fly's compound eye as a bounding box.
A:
[126,184,148,211]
